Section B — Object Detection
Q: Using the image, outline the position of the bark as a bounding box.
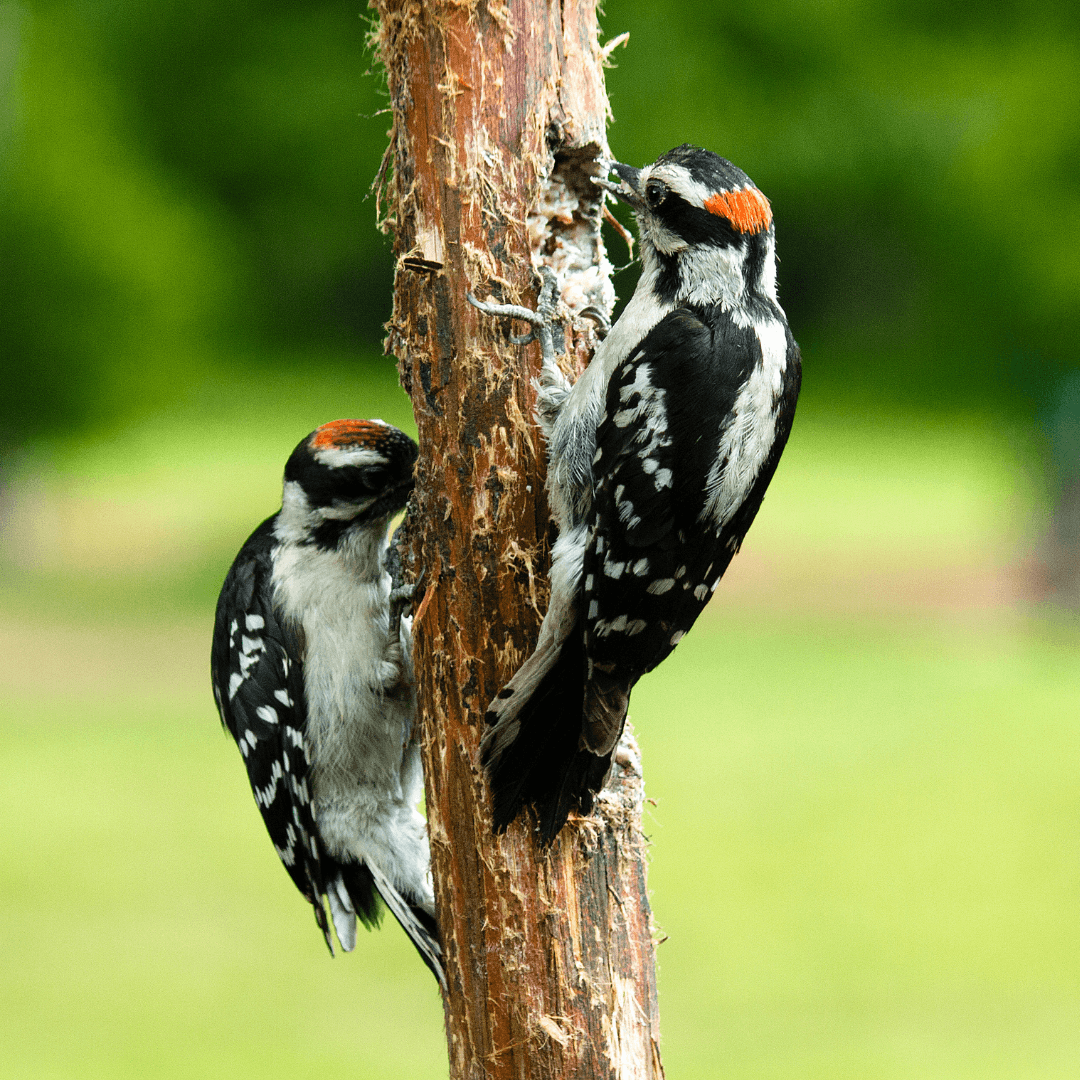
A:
[371,2,663,1077]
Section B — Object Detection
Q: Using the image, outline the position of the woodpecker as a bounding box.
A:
[471,144,802,843]
[210,419,444,987]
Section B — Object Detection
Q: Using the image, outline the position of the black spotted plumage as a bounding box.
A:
[211,518,382,947]
[478,145,803,845]
[585,309,765,678]
[210,418,443,986]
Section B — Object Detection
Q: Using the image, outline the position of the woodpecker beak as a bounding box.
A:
[594,160,645,210]
[355,475,414,527]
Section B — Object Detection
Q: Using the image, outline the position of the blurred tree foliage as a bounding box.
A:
[1,0,1078,450]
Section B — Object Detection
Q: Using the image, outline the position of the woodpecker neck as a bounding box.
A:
[275,480,389,582]
[639,227,779,325]
[333,517,391,582]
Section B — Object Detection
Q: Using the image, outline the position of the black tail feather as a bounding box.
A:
[362,860,446,990]
[533,743,614,844]
[337,860,444,988]
[338,860,383,929]
[484,619,624,844]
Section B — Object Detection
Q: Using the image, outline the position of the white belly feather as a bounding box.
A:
[270,535,430,905]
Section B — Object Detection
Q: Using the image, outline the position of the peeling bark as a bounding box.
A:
[371,2,663,1075]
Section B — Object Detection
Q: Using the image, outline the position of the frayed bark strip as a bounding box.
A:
[371,1,663,1076]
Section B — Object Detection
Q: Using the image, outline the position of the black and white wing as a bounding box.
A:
[579,307,799,774]
[210,516,336,947]
[484,308,799,842]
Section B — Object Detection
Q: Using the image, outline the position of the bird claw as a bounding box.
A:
[577,304,611,337]
[466,293,546,326]
[388,567,425,637]
[533,265,559,318]
[467,267,560,352]
[389,580,416,607]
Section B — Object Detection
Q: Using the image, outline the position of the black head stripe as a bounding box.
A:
[655,143,753,195]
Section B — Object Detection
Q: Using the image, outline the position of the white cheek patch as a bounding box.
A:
[318,497,376,521]
[643,218,689,255]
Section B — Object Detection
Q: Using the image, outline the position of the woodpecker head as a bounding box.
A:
[603,144,777,309]
[278,419,419,551]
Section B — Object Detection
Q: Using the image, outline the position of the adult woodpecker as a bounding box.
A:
[471,144,802,843]
[211,419,443,987]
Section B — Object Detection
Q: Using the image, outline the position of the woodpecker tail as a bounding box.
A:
[480,618,629,845]
[318,861,379,956]
[323,861,445,990]
[365,860,446,991]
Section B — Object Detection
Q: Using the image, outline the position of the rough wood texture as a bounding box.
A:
[372,2,663,1076]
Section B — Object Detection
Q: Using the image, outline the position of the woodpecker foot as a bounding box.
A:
[388,569,423,638]
[469,268,574,440]
[578,304,610,337]
[467,267,560,359]
[389,580,416,608]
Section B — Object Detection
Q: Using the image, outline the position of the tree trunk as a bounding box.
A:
[372,2,663,1076]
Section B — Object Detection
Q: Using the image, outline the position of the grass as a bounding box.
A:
[0,694,447,1080]
[636,613,1080,1078]
[1,363,1077,1077]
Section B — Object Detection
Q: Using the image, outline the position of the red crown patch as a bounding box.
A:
[310,419,386,450]
[704,187,772,233]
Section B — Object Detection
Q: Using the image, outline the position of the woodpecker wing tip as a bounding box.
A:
[365,860,446,992]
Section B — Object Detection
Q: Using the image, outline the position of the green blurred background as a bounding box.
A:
[1,2,1078,1077]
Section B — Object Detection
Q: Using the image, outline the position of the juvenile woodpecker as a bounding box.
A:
[472,144,802,843]
[211,419,443,987]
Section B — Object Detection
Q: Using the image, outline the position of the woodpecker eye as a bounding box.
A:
[362,465,389,490]
[645,179,667,208]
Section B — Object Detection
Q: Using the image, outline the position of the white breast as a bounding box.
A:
[700,317,789,529]
[271,537,411,797]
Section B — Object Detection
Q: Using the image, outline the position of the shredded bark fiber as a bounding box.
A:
[372,2,663,1076]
